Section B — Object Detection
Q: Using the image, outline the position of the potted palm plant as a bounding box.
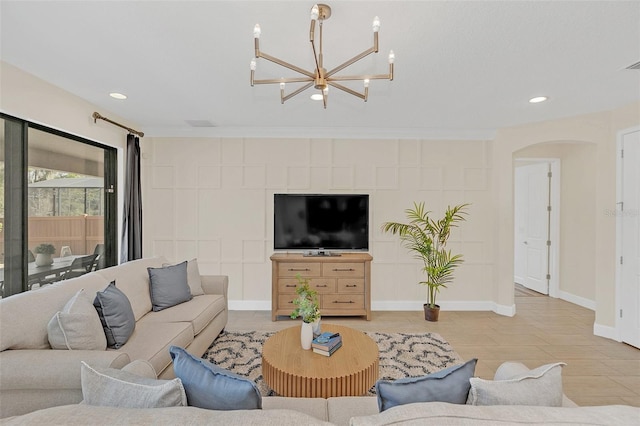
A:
[290,274,321,349]
[381,202,469,321]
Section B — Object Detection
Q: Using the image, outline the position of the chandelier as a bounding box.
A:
[250,3,394,108]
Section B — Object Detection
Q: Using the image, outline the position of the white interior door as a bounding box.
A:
[619,130,640,348]
[514,162,550,294]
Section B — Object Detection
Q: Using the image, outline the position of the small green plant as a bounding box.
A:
[34,243,56,255]
[290,274,320,323]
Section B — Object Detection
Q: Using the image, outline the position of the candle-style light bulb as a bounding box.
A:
[253,24,261,38]
[250,59,257,71]
[363,79,370,88]
[280,82,285,90]
[372,16,380,32]
[311,4,319,20]
[388,50,395,64]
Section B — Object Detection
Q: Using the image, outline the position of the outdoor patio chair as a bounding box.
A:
[62,254,98,280]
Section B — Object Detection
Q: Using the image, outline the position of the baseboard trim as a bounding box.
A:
[228,300,271,311]
[593,323,620,342]
[227,300,515,316]
[558,290,596,311]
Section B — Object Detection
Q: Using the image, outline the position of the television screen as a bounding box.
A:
[274,194,369,251]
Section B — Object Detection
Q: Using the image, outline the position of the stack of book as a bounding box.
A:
[311,331,342,356]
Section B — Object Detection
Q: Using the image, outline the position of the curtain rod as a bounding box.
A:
[92,112,144,137]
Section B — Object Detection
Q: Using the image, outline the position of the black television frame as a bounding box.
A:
[273,193,370,255]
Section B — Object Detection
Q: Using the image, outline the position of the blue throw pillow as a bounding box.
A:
[169,346,262,410]
[147,261,192,312]
[93,281,135,349]
[375,358,477,411]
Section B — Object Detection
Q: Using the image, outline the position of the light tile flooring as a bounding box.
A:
[228,294,640,407]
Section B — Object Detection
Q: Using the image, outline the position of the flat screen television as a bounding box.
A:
[274,194,369,252]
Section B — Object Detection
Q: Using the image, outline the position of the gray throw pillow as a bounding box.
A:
[162,259,205,296]
[148,261,192,312]
[93,281,135,349]
[169,346,262,410]
[467,362,566,406]
[81,361,187,408]
[375,358,477,412]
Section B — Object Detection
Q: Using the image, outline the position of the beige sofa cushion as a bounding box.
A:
[0,350,130,391]
[117,320,193,377]
[262,397,329,421]
[140,294,226,335]
[327,397,379,426]
[349,401,640,426]
[1,405,335,425]
[0,274,110,350]
[96,257,167,321]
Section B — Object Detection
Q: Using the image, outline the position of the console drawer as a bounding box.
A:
[278,262,321,277]
[338,279,365,293]
[278,294,297,310]
[322,263,364,277]
[279,278,336,293]
[310,278,337,293]
[278,279,301,293]
[322,294,365,310]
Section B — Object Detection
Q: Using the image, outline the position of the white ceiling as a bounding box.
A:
[1,0,639,139]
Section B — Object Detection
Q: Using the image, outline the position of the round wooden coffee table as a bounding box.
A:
[262,324,379,398]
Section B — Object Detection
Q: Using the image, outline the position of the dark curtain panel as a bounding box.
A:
[120,134,142,262]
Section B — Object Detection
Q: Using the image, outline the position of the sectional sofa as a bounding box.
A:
[2,257,639,425]
[0,257,228,418]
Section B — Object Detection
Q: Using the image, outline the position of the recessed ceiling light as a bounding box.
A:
[109,92,127,100]
[529,96,548,103]
[310,94,323,101]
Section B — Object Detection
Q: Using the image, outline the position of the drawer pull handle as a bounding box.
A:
[316,284,328,288]
[288,268,310,271]
[333,300,355,304]
[346,284,358,288]
[285,284,296,287]
[333,268,355,272]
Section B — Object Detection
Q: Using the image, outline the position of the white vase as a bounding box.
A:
[300,322,313,350]
[35,253,53,267]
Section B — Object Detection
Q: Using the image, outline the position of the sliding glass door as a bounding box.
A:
[1,114,117,297]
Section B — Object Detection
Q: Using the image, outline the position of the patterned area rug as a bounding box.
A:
[203,330,463,396]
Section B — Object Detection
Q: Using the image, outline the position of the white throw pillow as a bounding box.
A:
[467,362,566,406]
[81,362,187,408]
[47,289,107,350]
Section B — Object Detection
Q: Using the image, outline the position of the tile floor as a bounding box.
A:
[227,293,640,407]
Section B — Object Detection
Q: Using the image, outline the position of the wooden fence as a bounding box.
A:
[0,216,104,261]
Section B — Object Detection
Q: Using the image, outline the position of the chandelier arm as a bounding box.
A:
[282,82,315,103]
[253,77,314,85]
[325,47,376,78]
[258,52,316,78]
[329,73,392,82]
[309,20,322,76]
[327,81,366,100]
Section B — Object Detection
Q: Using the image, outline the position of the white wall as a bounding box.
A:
[494,102,640,337]
[141,137,499,312]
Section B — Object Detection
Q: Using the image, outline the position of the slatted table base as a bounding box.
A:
[261,324,379,398]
